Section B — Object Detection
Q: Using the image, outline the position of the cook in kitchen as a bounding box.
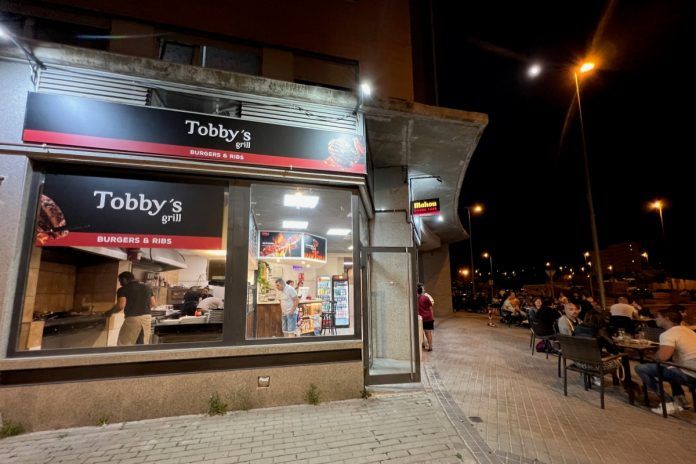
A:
[113,271,156,345]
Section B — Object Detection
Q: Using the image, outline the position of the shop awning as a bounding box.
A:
[364,99,488,248]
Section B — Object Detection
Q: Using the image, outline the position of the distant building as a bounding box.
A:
[599,242,645,275]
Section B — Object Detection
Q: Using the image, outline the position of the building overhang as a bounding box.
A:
[364,98,488,246]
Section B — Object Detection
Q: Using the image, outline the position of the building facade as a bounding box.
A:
[0,0,486,430]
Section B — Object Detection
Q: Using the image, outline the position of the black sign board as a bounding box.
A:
[411,198,440,217]
[23,92,367,174]
[36,174,225,249]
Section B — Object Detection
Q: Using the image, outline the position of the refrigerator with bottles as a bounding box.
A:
[332,276,350,327]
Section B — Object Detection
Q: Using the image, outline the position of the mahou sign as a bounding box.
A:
[22,92,367,174]
[411,198,440,217]
[36,174,225,249]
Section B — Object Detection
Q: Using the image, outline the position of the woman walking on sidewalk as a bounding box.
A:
[418,283,435,351]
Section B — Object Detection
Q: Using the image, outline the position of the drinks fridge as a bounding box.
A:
[317,276,332,313]
[332,276,350,327]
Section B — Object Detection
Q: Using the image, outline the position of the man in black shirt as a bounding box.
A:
[116,271,155,345]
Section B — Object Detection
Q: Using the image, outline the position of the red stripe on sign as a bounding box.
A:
[37,232,222,249]
[22,129,367,174]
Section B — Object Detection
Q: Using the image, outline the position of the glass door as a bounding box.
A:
[361,246,419,385]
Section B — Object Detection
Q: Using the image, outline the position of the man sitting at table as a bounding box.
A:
[635,306,696,414]
[610,296,638,319]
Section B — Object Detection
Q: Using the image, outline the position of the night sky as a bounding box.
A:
[433,1,695,282]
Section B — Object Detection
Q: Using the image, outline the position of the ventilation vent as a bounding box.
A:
[241,101,358,133]
[37,67,149,106]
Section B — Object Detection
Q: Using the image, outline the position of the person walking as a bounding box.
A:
[418,283,435,351]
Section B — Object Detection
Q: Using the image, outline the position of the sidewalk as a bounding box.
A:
[0,389,475,464]
[4,312,695,464]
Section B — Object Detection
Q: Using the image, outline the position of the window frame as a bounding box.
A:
[6,165,362,358]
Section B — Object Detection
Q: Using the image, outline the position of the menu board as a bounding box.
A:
[258,231,302,258]
[303,234,327,262]
[257,231,327,263]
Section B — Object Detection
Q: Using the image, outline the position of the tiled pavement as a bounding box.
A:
[0,389,476,464]
[427,313,696,464]
[2,313,695,464]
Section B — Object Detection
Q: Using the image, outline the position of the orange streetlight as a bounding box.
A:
[465,204,484,299]
[573,58,607,310]
[649,199,666,238]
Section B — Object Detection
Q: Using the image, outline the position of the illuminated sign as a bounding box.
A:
[411,198,440,217]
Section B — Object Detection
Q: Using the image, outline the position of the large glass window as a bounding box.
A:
[16,172,228,351]
[246,184,355,340]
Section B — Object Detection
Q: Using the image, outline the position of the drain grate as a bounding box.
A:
[468,416,484,423]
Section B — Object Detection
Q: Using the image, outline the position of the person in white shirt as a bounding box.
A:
[635,306,696,414]
[275,278,299,337]
[196,296,223,312]
[609,297,639,319]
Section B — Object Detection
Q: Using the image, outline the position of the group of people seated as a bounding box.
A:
[514,291,696,415]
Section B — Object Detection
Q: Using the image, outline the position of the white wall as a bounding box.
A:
[177,255,209,286]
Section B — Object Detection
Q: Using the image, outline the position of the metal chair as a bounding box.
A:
[653,361,696,417]
[529,319,556,357]
[557,334,625,409]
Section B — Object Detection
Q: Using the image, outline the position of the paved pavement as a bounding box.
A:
[2,312,695,464]
[427,313,696,464]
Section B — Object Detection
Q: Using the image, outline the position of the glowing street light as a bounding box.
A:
[464,204,484,300]
[527,63,542,78]
[574,58,607,310]
[579,62,596,73]
[649,199,666,238]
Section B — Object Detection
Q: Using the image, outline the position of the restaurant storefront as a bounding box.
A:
[0,42,485,430]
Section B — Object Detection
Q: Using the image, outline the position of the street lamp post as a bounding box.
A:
[650,200,666,239]
[573,63,607,310]
[482,252,493,300]
[464,204,484,304]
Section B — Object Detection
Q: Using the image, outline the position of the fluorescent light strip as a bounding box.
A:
[282,220,308,229]
[284,193,319,209]
[327,228,351,236]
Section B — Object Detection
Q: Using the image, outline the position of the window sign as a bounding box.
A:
[36,174,225,249]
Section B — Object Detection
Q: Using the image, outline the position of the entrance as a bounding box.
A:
[361,246,420,385]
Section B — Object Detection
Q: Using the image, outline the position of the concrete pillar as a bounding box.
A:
[421,246,454,317]
[368,167,414,362]
[0,155,33,356]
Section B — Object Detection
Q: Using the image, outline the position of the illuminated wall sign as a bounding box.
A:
[411,198,440,217]
[258,231,327,263]
[22,92,367,175]
[35,174,225,249]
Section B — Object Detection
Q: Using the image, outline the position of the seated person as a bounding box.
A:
[197,296,224,312]
[557,302,582,336]
[533,298,560,335]
[635,306,696,414]
[610,296,638,319]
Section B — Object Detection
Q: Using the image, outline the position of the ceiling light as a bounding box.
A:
[348,245,354,250]
[284,193,319,209]
[327,228,351,236]
[437,215,444,222]
[360,82,372,97]
[344,262,353,266]
[282,220,308,229]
